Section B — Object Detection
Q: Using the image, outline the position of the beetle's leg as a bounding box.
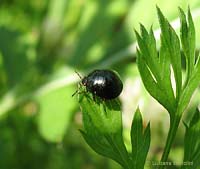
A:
[72,90,88,97]
[91,91,97,102]
[72,90,78,97]
[92,94,96,102]
[72,82,84,97]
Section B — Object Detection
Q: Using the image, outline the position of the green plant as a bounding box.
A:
[78,7,200,169]
[79,92,150,169]
[136,6,200,169]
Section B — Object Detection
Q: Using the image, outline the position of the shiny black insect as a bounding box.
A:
[73,69,123,100]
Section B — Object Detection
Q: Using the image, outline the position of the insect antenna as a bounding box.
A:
[72,71,84,97]
[75,70,83,80]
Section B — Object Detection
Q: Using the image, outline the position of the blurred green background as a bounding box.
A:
[0,0,200,169]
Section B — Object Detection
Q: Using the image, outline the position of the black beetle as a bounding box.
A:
[73,69,123,100]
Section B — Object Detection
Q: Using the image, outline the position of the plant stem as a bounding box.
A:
[158,115,181,169]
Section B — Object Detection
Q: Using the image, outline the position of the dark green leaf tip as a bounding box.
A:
[131,108,151,169]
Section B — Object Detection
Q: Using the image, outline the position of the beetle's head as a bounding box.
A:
[81,77,87,86]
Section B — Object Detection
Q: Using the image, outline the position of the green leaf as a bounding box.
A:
[136,48,175,113]
[80,130,125,167]
[136,25,160,83]
[79,92,122,134]
[177,56,200,115]
[157,6,182,100]
[179,7,196,87]
[131,108,150,169]
[135,19,177,114]
[182,109,200,169]
[79,93,132,169]
[159,33,174,102]
[36,85,76,142]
